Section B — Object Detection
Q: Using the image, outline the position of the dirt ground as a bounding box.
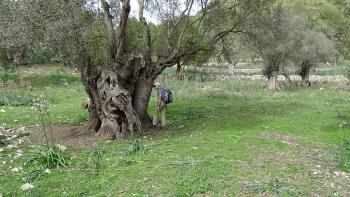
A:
[27,125,102,149]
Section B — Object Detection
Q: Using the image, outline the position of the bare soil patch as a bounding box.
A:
[28,125,102,149]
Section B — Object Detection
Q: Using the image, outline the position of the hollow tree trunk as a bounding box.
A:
[95,71,143,139]
[266,71,278,91]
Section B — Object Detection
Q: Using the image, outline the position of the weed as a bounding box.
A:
[244,179,297,196]
[34,98,54,146]
[0,134,8,146]
[181,109,205,120]
[171,159,207,168]
[89,145,105,174]
[124,139,146,155]
[118,157,136,166]
[24,169,46,183]
[26,145,71,168]
[0,67,19,82]
[337,112,350,172]
[15,131,31,138]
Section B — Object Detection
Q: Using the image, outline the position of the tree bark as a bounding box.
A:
[266,71,278,91]
[95,71,143,139]
[133,78,153,126]
[301,74,310,86]
[299,60,311,87]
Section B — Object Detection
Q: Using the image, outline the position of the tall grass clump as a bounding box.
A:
[26,98,71,169]
[89,145,105,174]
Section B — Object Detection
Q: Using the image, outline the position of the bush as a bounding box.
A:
[0,91,35,106]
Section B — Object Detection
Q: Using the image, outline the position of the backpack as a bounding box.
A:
[161,88,173,104]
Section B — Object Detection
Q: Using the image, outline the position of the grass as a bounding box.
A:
[0,65,350,196]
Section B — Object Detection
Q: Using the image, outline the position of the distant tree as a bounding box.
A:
[283,0,350,60]
[246,4,310,91]
[290,31,336,86]
[214,35,252,68]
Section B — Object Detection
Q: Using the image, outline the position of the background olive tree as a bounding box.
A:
[290,30,336,86]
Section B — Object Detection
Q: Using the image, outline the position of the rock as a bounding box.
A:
[11,167,21,172]
[44,168,51,174]
[20,183,34,191]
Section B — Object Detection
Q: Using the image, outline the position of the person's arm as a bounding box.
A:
[157,90,161,111]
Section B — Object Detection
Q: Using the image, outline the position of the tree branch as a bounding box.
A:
[100,0,116,61]
[116,0,131,59]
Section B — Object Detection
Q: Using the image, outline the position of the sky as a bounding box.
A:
[128,0,201,24]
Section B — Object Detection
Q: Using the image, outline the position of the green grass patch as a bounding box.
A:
[0,91,35,106]
[1,68,350,196]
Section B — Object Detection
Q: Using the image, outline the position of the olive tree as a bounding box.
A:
[246,4,310,91]
[290,30,336,86]
[0,0,271,139]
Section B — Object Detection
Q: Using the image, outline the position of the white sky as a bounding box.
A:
[130,0,156,23]
[129,0,200,24]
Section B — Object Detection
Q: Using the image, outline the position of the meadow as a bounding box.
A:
[0,65,350,196]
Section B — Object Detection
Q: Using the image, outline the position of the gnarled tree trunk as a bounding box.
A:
[96,71,143,139]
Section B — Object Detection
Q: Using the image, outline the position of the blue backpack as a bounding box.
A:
[161,88,173,104]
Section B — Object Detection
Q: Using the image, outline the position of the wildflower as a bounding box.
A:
[44,168,51,174]
[0,109,5,113]
[20,183,34,191]
[56,144,67,152]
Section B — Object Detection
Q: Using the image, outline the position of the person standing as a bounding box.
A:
[153,82,166,127]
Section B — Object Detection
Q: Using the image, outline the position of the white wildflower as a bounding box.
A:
[20,183,34,191]
[56,144,67,152]
[14,150,23,158]
[44,168,51,174]
[0,109,5,113]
